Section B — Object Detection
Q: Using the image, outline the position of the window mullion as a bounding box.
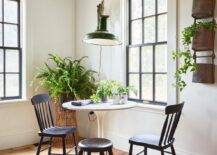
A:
[142,0,144,44]
[18,0,22,98]
[153,45,155,103]
[155,0,158,43]
[129,0,132,45]
[153,0,158,103]
[2,0,6,98]
[139,46,142,100]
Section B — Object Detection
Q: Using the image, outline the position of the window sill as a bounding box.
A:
[0,98,29,107]
[132,102,165,114]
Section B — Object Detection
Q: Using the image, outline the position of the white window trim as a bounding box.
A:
[120,0,178,110]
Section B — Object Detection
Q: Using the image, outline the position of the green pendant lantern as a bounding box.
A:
[83,0,121,46]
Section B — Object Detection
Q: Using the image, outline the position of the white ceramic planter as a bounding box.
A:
[112,93,128,105]
[112,94,121,104]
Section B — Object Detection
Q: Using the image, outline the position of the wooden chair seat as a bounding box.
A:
[39,126,77,137]
[78,138,113,154]
[129,134,174,150]
[130,134,160,146]
[79,138,112,150]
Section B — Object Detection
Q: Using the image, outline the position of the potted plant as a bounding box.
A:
[90,80,136,104]
[35,54,97,102]
[116,85,136,104]
[173,21,217,90]
[182,21,216,51]
[92,80,116,103]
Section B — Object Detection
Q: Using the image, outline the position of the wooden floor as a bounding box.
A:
[0,145,128,155]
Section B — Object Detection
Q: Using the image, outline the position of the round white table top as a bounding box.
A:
[62,100,137,111]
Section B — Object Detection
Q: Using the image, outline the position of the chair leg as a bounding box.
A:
[78,150,83,155]
[100,151,104,155]
[144,147,147,155]
[36,136,44,155]
[73,133,78,155]
[160,150,164,155]
[108,148,113,155]
[62,137,67,155]
[87,151,91,155]
[48,137,53,155]
[129,143,133,155]
[171,145,176,155]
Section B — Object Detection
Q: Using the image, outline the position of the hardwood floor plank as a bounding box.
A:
[0,145,128,155]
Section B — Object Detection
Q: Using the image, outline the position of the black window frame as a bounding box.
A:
[0,0,22,101]
[127,0,167,105]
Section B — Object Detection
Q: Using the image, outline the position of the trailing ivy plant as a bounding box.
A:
[173,21,217,91]
[34,54,97,100]
[172,50,197,91]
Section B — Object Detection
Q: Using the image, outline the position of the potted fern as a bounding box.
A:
[35,54,97,102]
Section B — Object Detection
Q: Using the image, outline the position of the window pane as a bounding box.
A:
[0,50,3,72]
[0,24,2,46]
[0,74,3,98]
[131,20,142,44]
[142,46,153,72]
[155,74,167,102]
[158,14,167,42]
[129,74,139,99]
[129,47,140,72]
[156,44,167,72]
[4,0,18,23]
[142,74,153,101]
[131,0,142,19]
[6,50,19,72]
[158,0,167,13]
[144,0,156,16]
[4,24,18,47]
[144,17,155,43]
[6,74,19,97]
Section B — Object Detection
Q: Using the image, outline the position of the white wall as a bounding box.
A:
[177,0,217,154]
[75,0,217,155]
[0,0,75,150]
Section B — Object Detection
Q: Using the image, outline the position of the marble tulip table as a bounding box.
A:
[62,101,136,138]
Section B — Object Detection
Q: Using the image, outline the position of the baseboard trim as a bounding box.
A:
[0,130,39,150]
[104,131,197,155]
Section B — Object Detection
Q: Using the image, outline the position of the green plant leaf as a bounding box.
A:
[34,54,97,99]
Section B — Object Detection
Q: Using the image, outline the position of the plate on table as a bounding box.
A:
[71,100,92,106]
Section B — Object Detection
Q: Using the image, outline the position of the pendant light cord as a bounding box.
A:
[98,46,102,79]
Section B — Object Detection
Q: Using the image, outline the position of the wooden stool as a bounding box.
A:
[78,138,113,155]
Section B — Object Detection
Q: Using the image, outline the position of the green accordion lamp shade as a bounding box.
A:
[83,12,121,46]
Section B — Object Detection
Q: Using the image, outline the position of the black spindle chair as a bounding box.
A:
[31,94,78,155]
[129,103,184,155]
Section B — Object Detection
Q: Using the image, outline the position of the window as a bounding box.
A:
[127,0,167,105]
[0,0,22,100]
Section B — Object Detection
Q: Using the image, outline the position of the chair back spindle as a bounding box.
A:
[31,94,54,131]
[159,103,184,146]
